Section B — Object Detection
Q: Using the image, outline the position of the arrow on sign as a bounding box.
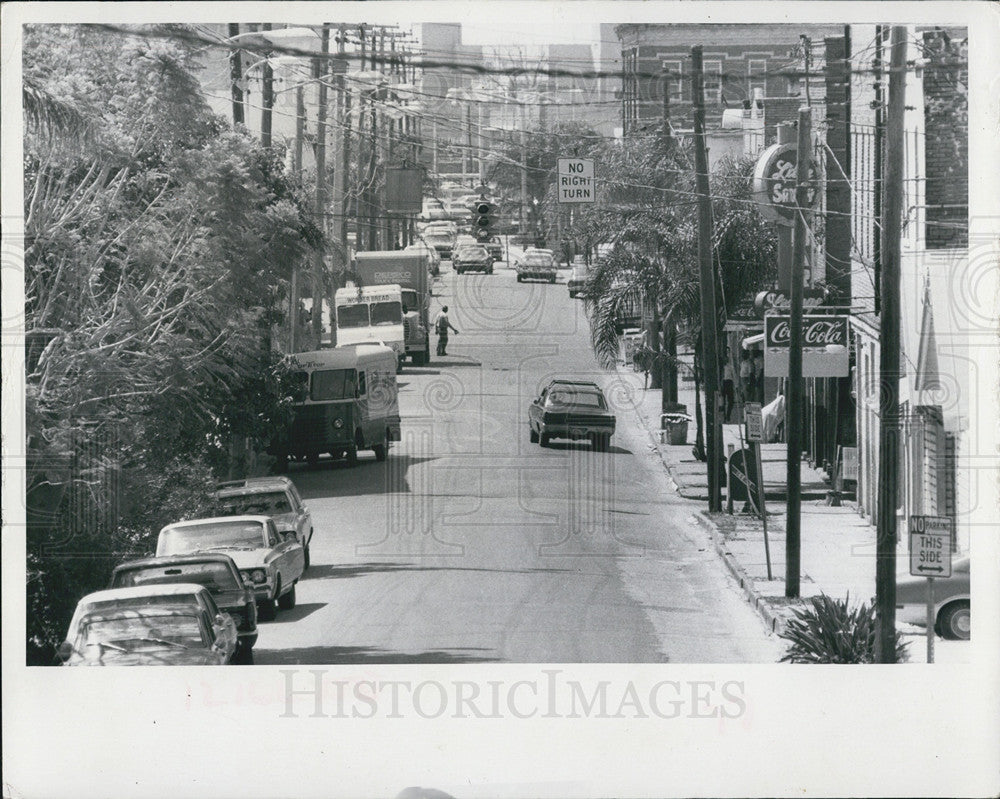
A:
[917,565,944,573]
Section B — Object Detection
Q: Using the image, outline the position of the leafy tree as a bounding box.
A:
[22,24,321,662]
[577,136,776,454]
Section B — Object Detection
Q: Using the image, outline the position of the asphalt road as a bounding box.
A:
[254,260,784,664]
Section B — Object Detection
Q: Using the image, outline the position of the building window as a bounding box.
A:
[703,60,722,103]
[748,58,767,99]
[661,59,683,102]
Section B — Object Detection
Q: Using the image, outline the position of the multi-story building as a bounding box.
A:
[615,23,841,138]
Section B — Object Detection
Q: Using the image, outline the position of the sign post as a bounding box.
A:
[744,402,772,580]
[908,515,954,663]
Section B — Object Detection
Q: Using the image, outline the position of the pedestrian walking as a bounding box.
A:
[722,355,736,422]
[434,306,458,356]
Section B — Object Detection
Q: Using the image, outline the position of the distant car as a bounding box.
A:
[896,555,970,640]
[453,244,493,274]
[61,584,238,666]
[156,516,305,622]
[110,553,258,662]
[213,476,314,570]
[422,229,455,260]
[516,251,557,283]
[567,265,588,298]
[483,236,504,261]
[404,240,441,276]
[61,606,236,666]
[528,381,616,450]
[454,234,477,250]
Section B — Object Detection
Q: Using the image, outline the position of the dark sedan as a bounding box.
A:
[110,552,259,662]
[454,244,493,274]
[528,381,616,450]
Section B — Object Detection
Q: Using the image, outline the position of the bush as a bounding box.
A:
[779,593,909,664]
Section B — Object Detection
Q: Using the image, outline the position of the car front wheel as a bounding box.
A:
[937,601,970,640]
[530,426,539,443]
[278,583,297,611]
[539,432,551,447]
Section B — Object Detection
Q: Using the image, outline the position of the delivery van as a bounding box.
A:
[270,344,401,470]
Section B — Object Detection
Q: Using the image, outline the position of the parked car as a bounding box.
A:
[528,380,616,450]
[61,606,236,666]
[60,584,238,665]
[156,516,305,621]
[110,554,258,662]
[213,477,314,570]
[896,555,970,640]
[404,239,441,276]
[567,265,588,298]
[516,251,557,283]
[453,244,493,274]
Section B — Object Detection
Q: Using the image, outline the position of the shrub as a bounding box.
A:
[779,593,909,664]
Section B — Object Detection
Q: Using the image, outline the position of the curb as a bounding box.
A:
[615,366,789,636]
[690,511,787,635]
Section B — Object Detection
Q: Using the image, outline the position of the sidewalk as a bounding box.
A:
[615,359,962,662]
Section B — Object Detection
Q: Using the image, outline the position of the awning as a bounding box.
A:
[741,333,765,349]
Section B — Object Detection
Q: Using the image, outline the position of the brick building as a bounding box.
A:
[615,23,842,136]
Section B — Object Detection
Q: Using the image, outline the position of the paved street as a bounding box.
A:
[254,262,783,664]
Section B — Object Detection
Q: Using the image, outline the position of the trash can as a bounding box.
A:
[661,412,692,445]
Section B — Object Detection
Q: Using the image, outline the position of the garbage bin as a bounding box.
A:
[661,413,692,445]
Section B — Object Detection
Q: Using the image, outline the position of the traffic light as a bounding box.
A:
[472,201,497,242]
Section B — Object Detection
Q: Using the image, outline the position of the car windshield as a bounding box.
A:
[113,562,239,593]
[217,491,292,517]
[371,300,402,326]
[458,247,487,257]
[547,391,605,409]
[159,521,265,555]
[309,368,357,401]
[77,614,209,652]
[337,303,370,328]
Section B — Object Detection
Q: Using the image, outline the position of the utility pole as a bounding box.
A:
[334,25,348,263]
[341,24,353,252]
[875,25,907,663]
[661,65,677,406]
[786,106,812,598]
[228,23,245,126]
[691,46,722,513]
[260,23,274,147]
[290,84,305,354]
[312,23,330,342]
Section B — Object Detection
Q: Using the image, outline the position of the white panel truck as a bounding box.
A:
[353,251,431,366]
[333,284,406,372]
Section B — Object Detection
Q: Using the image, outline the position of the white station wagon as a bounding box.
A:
[156,516,305,621]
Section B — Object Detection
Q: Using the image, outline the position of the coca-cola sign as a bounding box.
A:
[763,314,849,378]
